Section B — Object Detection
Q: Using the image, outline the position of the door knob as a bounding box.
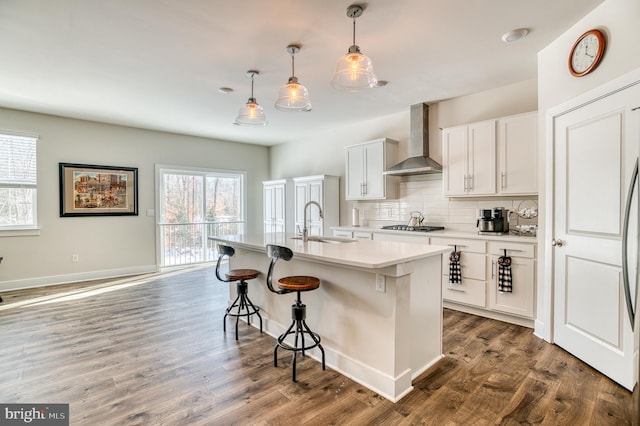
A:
[552,239,564,247]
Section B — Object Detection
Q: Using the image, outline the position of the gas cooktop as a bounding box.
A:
[381,225,445,232]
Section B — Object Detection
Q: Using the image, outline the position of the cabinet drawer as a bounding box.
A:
[442,276,486,308]
[333,230,352,238]
[487,241,535,258]
[374,232,429,243]
[441,251,486,281]
[431,237,486,254]
[353,231,373,240]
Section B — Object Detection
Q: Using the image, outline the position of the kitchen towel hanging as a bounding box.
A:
[498,249,512,293]
[449,247,461,285]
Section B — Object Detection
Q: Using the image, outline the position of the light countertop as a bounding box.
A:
[209,233,450,269]
[331,226,538,244]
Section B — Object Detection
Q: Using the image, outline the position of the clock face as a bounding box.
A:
[569,29,605,77]
[571,34,599,73]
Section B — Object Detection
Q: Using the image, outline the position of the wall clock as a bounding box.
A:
[568,29,606,77]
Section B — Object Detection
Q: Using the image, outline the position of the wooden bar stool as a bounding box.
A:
[215,245,262,340]
[266,244,325,381]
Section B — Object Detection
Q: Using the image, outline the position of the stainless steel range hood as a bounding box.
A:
[383,103,442,176]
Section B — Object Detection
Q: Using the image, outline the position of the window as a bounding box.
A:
[0,132,38,229]
[156,165,246,266]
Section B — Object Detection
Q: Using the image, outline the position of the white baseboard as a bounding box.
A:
[443,301,535,328]
[245,316,434,403]
[0,264,158,292]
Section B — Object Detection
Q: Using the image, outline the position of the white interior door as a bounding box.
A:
[553,83,640,390]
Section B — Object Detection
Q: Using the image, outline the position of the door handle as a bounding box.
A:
[622,158,639,329]
[551,239,564,247]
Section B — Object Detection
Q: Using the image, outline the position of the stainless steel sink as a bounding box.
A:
[290,236,356,244]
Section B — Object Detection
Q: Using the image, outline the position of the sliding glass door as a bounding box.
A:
[156,165,246,267]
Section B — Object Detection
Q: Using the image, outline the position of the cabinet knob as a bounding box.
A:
[551,239,564,247]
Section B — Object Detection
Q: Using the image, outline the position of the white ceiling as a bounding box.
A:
[0,0,604,146]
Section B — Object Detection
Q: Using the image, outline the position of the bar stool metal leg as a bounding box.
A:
[223,279,263,340]
[274,295,325,382]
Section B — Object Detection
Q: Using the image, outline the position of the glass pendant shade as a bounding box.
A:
[331,46,378,91]
[331,4,378,92]
[235,98,267,126]
[234,70,267,126]
[275,77,312,112]
[275,44,312,112]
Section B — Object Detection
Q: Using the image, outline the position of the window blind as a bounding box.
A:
[0,133,37,186]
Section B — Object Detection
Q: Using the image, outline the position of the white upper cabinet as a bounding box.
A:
[497,111,538,195]
[442,111,538,197]
[345,138,398,200]
[263,179,294,234]
[443,120,496,196]
[293,175,339,236]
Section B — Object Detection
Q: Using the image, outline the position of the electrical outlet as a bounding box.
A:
[375,274,386,293]
[387,208,393,217]
[72,254,79,263]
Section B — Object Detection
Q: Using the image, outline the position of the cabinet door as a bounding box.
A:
[272,184,286,233]
[307,180,323,235]
[497,112,538,195]
[363,141,385,199]
[442,126,468,196]
[467,120,496,195]
[294,183,308,233]
[488,255,535,318]
[345,145,364,200]
[263,185,274,232]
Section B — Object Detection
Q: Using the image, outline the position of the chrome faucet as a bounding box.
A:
[303,201,324,242]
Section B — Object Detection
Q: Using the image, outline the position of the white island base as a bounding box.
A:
[210,234,448,402]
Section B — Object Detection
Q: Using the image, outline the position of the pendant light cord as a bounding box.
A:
[352,17,356,46]
[291,54,296,78]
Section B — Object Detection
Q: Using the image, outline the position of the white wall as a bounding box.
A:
[0,108,269,290]
[536,0,640,339]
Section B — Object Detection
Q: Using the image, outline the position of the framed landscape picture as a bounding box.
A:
[59,163,138,217]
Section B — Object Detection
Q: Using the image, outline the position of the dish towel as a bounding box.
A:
[449,249,462,285]
[498,250,513,293]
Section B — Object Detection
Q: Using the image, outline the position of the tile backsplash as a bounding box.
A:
[353,174,538,232]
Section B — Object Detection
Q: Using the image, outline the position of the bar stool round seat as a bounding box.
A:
[215,245,263,340]
[266,244,325,382]
[277,276,319,292]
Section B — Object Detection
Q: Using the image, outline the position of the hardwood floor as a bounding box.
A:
[0,266,632,425]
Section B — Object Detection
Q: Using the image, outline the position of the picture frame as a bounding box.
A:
[59,163,138,217]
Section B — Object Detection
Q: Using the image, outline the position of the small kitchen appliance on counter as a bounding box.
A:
[477,208,509,235]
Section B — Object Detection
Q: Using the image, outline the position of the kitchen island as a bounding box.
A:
[209,233,449,402]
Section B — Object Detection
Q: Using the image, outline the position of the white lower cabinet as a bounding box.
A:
[431,237,487,308]
[372,232,428,243]
[431,236,536,326]
[487,241,535,318]
[333,230,353,238]
[332,230,373,240]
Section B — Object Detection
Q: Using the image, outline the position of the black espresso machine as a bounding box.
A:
[477,208,509,235]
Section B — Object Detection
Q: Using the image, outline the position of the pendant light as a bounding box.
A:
[331,4,378,92]
[275,44,312,112]
[235,70,267,126]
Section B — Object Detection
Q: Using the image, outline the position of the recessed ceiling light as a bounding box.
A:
[501,28,529,43]
[218,87,233,94]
